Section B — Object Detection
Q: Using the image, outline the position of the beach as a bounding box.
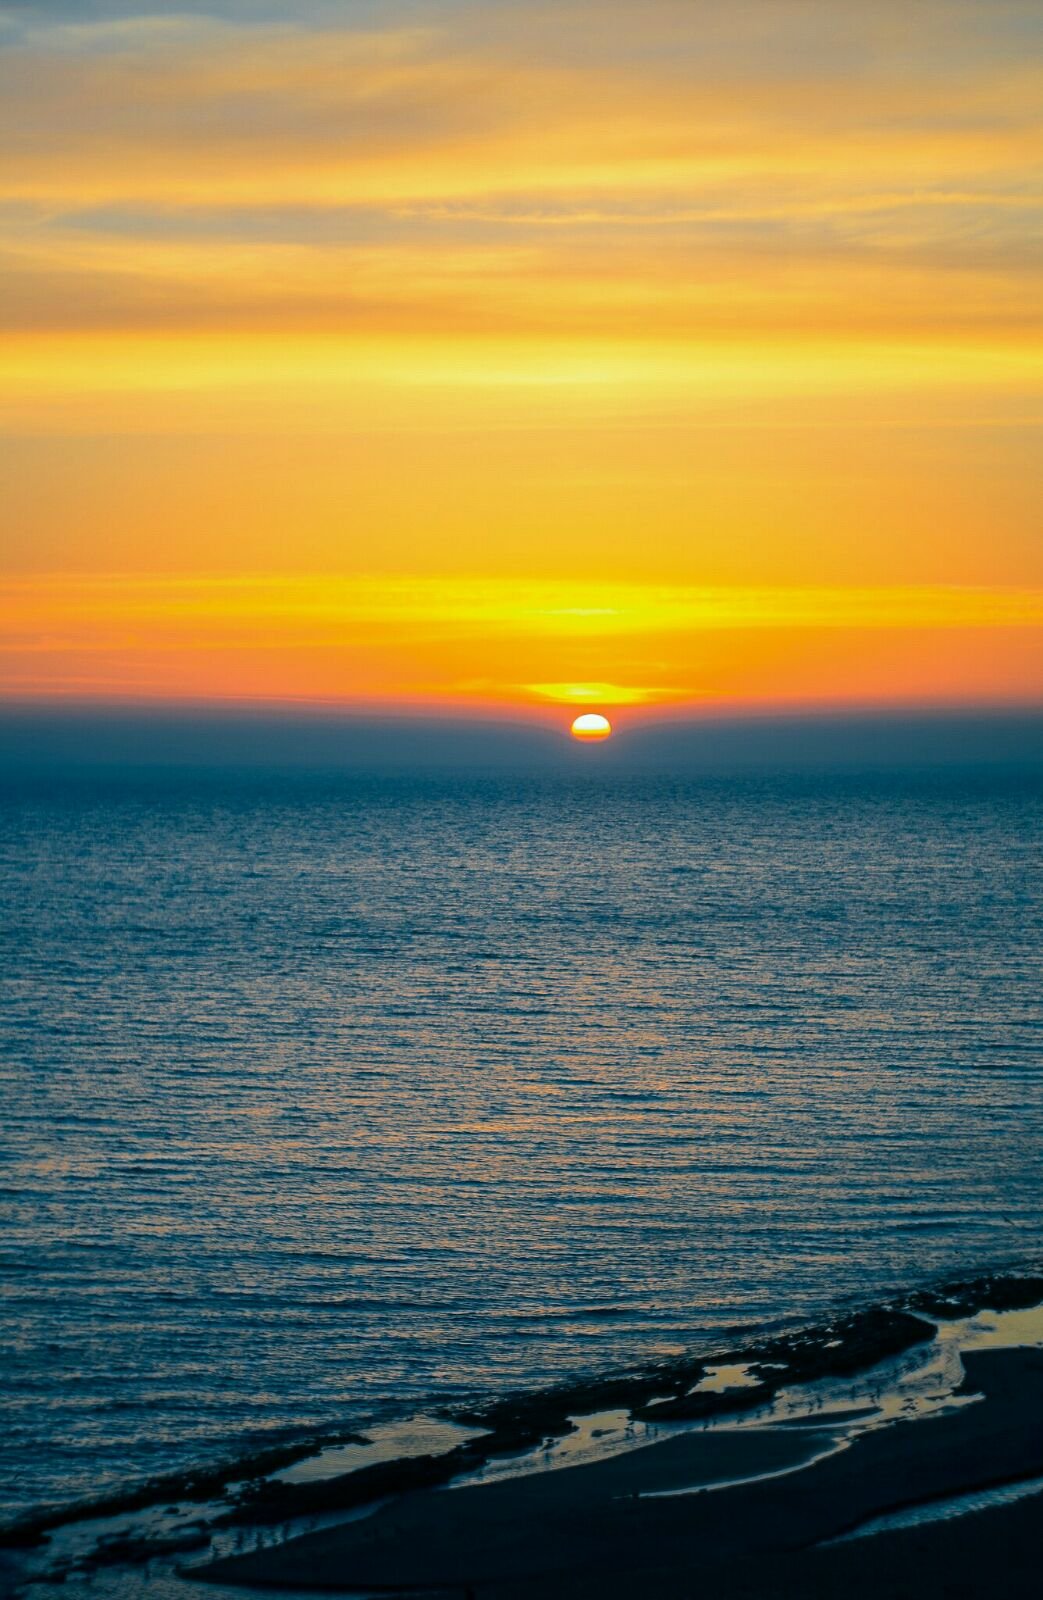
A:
[5,1279,1043,1600]
[199,1341,1043,1599]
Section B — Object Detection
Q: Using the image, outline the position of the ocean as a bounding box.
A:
[2,756,1042,1526]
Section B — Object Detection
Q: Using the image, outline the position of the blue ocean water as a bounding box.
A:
[2,763,1041,1524]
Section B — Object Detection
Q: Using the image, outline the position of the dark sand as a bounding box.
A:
[199,1345,1043,1597]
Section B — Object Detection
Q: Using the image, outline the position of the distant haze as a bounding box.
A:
[2,705,1041,777]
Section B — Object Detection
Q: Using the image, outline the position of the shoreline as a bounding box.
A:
[4,1268,1038,1550]
[4,1267,1043,1597]
[199,1341,1043,1598]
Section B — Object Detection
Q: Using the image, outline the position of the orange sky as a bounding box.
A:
[2,1,1041,719]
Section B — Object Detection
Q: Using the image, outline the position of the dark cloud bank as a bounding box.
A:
[2,703,1041,778]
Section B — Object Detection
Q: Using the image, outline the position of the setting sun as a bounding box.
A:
[570,713,612,743]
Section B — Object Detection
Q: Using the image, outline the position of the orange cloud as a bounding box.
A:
[2,575,1041,711]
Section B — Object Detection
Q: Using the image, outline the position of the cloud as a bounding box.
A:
[1,0,1039,377]
[2,4,1041,209]
[3,573,1042,709]
[7,572,1043,632]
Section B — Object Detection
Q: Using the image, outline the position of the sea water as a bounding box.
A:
[2,764,1041,1524]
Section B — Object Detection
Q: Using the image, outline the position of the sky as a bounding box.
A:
[1,0,1042,720]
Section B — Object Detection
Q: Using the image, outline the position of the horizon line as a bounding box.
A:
[3,691,1043,726]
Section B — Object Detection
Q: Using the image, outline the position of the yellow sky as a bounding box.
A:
[1,1,1041,716]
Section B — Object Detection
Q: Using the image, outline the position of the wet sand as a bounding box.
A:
[199,1344,1043,1598]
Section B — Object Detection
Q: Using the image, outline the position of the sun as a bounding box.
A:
[570,712,612,742]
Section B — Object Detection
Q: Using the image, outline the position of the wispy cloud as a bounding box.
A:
[3,573,1041,707]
